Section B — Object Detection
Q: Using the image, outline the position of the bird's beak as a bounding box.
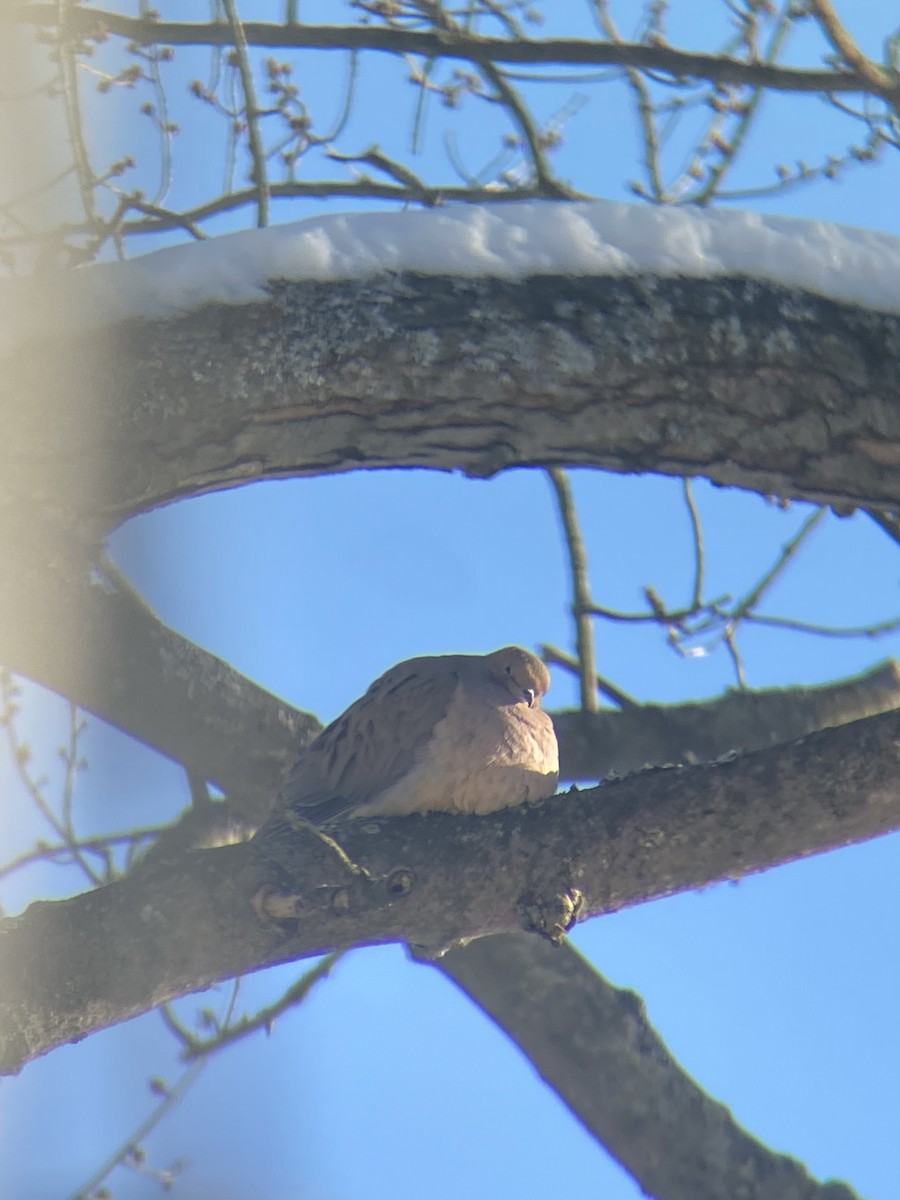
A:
[523,688,536,708]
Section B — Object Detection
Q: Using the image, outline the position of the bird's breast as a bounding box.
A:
[360,681,559,817]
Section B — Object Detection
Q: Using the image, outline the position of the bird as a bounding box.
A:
[268,646,559,825]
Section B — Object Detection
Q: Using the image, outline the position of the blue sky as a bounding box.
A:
[3,4,900,1198]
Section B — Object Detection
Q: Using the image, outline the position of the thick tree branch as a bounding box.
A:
[3,706,900,1075]
[18,7,881,101]
[0,528,319,817]
[5,274,900,532]
[554,659,900,779]
[440,936,859,1200]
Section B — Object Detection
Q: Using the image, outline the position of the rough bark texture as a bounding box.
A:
[2,705,900,1076]
[4,273,900,532]
[441,936,859,1200]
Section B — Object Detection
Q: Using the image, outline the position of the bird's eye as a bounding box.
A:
[505,665,512,675]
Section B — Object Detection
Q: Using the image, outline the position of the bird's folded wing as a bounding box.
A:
[276,660,461,823]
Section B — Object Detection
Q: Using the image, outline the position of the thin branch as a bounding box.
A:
[68,1060,205,1199]
[0,830,162,884]
[547,469,598,712]
[21,177,586,244]
[0,673,103,887]
[65,979,244,1200]
[728,507,826,622]
[682,479,705,611]
[743,611,900,639]
[478,61,571,195]
[584,598,729,623]
[690,3,796,205]
[540,643,638,710]
[808,0,900,102]
[56,0,98,225]
[178,952,342,1059]
[592,0,667,202]
[221,0,270,226]
[866,506,900,548]
[722,624,747,689]
[327,145,435,194]
[24,8,883,100]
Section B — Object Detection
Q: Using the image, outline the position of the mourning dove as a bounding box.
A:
[271,646,559,824]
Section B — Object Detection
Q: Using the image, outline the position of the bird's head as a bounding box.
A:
[487,646,551,708]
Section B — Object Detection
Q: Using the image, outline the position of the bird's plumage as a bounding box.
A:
[271,647,559,824]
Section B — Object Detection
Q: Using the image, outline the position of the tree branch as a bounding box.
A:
[3,705,900,1075]
[5,273,900,532]
[809,0,900,103]
[439,935,860,1200]
[547,468,599,712]
[554,659,900,779]
[18,7,879,100]
[0,528,319,818]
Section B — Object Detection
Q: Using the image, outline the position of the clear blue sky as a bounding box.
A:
[2,4,900,1198]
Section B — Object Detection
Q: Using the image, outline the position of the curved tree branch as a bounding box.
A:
[4,273,900,533]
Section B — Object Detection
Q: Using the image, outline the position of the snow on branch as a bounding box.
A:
[4,206,900,529]
[5,201,900,353]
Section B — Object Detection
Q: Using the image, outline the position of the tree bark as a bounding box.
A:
[441,936,860,1200]
[4,273,900,532]
[3,705,900,1076]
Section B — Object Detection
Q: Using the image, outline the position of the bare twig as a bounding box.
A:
[56,0,98,226]
[221,0,270,226]
[177,952,342,1060]
[0,673,103,887]
[866,507,900,548]
[743,611,900,638]
[547,469,598,713]
[809,0,900,103]
[682,478,705,611]
[65,979,242,1200]
[722,625,747,689]
[691,3,796,205]
[540,643,638,710]
[592,0,667,202]
[0,829,162,884]
[728,507,826,623]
